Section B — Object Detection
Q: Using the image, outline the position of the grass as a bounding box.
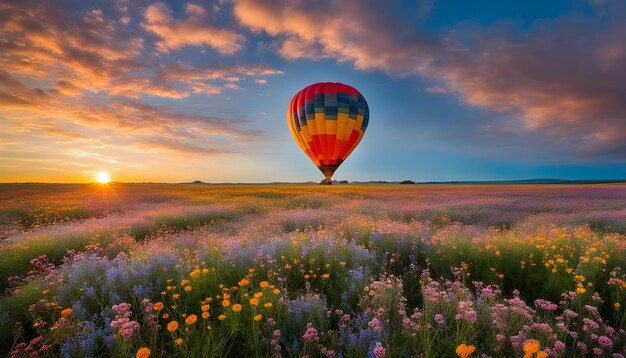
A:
[1,183,626,357]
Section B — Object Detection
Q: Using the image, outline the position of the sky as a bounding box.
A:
[1,0,625,183]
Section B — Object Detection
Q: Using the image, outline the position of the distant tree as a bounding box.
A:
[400,180,415,184]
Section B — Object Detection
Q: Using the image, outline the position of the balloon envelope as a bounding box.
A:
[287,82,369,181]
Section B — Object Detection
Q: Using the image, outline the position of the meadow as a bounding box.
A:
[1,183,625,357]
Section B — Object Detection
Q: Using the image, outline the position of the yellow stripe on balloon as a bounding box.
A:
[336,113,349,140]
[326,120,337,135]
[315,114,326,135]
[307,119,318,136]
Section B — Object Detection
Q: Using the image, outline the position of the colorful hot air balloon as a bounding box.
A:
[287,82,369,184]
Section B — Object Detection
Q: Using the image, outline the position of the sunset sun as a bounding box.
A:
[96,172,110,184]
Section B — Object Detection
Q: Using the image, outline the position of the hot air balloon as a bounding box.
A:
[287,82,369,184]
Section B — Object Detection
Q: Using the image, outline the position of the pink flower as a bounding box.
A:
[373,342,385,358]
[302,323,319,343]
[554,341,566,352]
[598,336,613,348]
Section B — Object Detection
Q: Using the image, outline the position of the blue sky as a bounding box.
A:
[1,0,625,182]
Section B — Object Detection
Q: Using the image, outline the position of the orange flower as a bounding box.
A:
[254,314,262,321]
[202,311,210,319]
[273,289,280,295]
[264,303,272,308]
[455,343,476,358]
[185,314,197,325]
[260,281,269,288]
[222,300,231,307]
[523,340,540,356]
[162,313,169,319]
[167,321,179,332]
[218,314,226,320]
[249,298,259,306]
[232,304,242,312]
[136,347,151,358]
[153,302,164,311]
[184,286,192,292]
[175,338,183,345]
[61,308,73,317]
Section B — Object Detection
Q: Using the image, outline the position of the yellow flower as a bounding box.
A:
[232,304,242,312]
[218,314,226,320]
[184,286,192,292]
[254,314,262,321]
[260,281,269,288]
[136,347,151,358]
[523,340,540,355]
[61,308,73,317]
[249,298,259,306]
[202,312,210,319]
[154,302,164,311]
[222,300,231,307]
[167,321,179,332]
[455,343,476,358]
[175,338,183,345]
[264,303,272,308]
[185,314,197,325]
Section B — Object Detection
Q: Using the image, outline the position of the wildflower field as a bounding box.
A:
[1,183,626,357]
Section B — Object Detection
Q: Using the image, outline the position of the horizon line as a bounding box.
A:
[1,178,626,185]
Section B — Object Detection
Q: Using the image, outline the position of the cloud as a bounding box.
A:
[224,83,242,90]
[192,82,221,95]
[234,0,437,73]
[134,138,230,155]
[0,0,282,160]
[0,1,281,100]
[143,2,244,55]
[234,0,626,161]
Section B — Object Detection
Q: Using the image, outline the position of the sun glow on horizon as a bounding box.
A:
[96,172,110,184]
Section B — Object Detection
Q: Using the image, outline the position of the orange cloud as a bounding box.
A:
[143,3,244,55]
[0,0,282,163]
[234,0,626,160]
